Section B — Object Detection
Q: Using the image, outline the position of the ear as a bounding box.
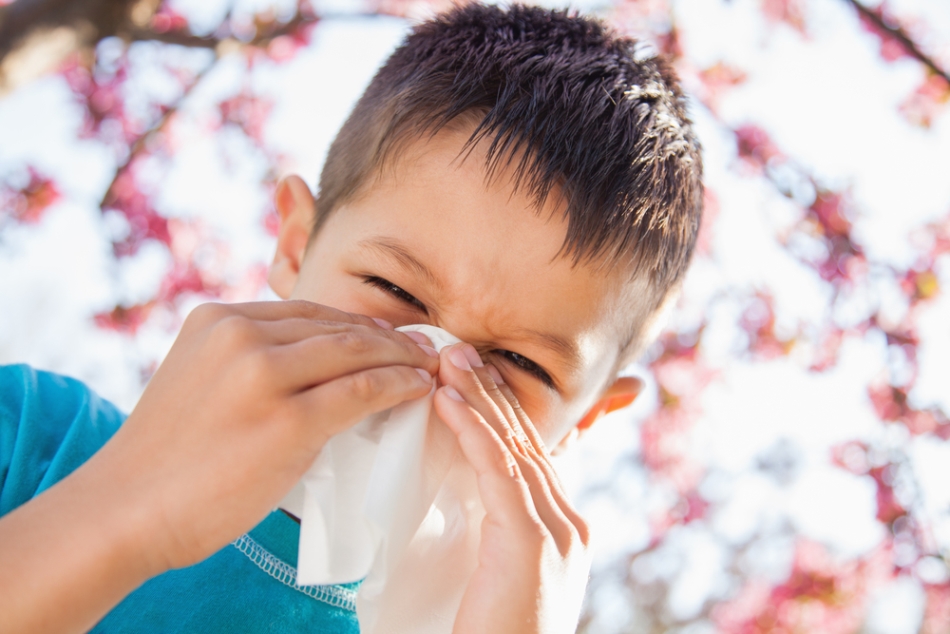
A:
[268,175,316,299]
[552,376,644,455]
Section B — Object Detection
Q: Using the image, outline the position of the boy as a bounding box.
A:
[0,3,702,633]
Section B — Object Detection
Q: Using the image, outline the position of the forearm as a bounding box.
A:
[0,448,162,634]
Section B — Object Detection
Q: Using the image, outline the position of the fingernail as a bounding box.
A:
[415,368,432,383]
[373,317,394,330]
[448,348,471,371]
[419,344,439,358]
[405,331,431,345]
[444,385,464,401]
[487,364,505,385]
[462,344,483,368]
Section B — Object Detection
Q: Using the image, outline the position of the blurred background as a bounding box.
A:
[1,0,948,631]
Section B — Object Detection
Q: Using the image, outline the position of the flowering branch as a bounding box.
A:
[842,0,950,84]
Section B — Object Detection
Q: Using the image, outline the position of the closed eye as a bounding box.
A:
[363,276,427,312]
[364,276,554,389]
[492,350,556,390]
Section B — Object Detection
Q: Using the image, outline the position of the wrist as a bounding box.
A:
[0,437,167,634]
[64,433,174,583]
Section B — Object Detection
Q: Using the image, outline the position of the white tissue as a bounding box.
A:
[278,325,484,634]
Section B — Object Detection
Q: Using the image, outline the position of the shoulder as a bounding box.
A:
[0,364,125,432]
[0,364,127,515]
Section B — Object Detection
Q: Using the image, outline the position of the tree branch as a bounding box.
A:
[126,10,322,51]
[99,57,216,209]
[127,27,219,49]
[99,6,332,210]
[842,0,950,84]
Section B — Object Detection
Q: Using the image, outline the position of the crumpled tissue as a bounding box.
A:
[278,324,485,634]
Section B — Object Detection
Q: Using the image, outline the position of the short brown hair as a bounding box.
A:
[314,3,703,357]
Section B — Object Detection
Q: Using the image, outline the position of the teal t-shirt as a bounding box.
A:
[0,364,360,633]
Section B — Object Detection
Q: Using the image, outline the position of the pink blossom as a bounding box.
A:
[762,0,807,35]
[697,63,747,113]
[899,75,950,129]
[857,4,912,63]
[713,541,893,634]
[0,168,61,224]
[150,8,189,34]
[103,166,170,257]
[219,91,274,145]
[921,582,950,634]
[735,125,783,172]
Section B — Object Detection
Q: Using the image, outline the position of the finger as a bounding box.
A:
[433,386,543,535]
[488,378,589,544]
[294,365,433,444]
[517,440,590,547]
[436,384,587,553]
[438,349,578,550]
[441,346,545,471]
[494,379,553,465]
[255,318,434,351]
[440,345,518,443]
[508,444,577,552]
[478,365,533,448]
[265,326,440,391]
[464,359,589,548]
[190,300,390,330]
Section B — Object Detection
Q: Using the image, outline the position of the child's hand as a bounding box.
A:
[0,300,439,634]
[96,300,439,573]
[433,343,592,634]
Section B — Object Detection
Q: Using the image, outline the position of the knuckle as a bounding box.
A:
[210,315,258,350]
[335,330,373,356]
[346,370,385,401]
[244,347,278,384]
[524,444,544,462]
[485,382,505,400]
[275,397,305,431]
[501,388,522,410]
[507,433,531,460]
[491,446,519,477]
[187,302,229,329]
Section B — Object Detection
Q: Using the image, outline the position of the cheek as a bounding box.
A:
[506,381,567,446]
[517,387,601,449]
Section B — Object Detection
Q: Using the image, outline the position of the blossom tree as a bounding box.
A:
[1,0,948,631]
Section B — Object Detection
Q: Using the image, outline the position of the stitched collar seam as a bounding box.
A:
[231,533,357,612]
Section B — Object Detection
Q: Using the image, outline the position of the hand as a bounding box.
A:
[107,300,440,572]
[0,301,439,632]
[0,300,439,634]
[433,343,592,634]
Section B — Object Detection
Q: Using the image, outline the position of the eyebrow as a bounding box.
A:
[359,235,582,377]
[514,328,583,374]
[358,237,443,291]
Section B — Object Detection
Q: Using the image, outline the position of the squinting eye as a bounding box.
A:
[494,350,555,389]
[364,276,426,312]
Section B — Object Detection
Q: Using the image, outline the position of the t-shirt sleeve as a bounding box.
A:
[0,364,127,517]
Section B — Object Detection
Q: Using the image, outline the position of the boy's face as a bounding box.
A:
[269,125,641,448]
